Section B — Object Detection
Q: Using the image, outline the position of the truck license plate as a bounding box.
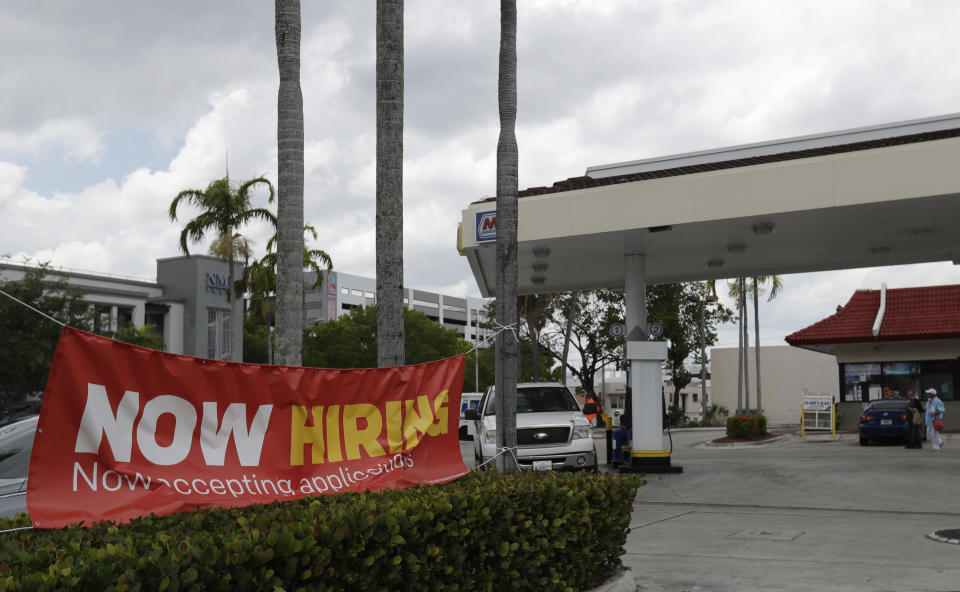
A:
[532,460,552,471]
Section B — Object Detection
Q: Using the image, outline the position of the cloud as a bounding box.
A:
[5,0,960,312]
[0,119,105,163]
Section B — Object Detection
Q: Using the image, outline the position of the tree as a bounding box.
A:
[0,263,90,402]
[495,0,519,473]
[539,285,731,412]
[113,324,165,351]
[648,282,732,415]
[750,275,783,415]
[541,291,623,399]
[302,306,470,369]
[519,294,552,382]
[465,327,559,395]
[375,0,405,368]
[247,224,333,322]
[728,277,750,413]
[168,176,276,314]
[484,295,556,385]
[560,291,580,386]
[275,0,306,366]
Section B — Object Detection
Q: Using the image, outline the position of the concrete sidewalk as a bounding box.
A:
[622,430,960,591]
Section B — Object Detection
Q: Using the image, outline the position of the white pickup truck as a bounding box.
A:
[464,382,598,471]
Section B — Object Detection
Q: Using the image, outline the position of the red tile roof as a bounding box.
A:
[786,284,960,346]
[474,126,960,203]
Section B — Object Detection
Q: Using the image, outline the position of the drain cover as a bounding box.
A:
[728,529,802,542]
[928,529,960,544]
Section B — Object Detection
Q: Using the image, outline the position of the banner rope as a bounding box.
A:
[471,445,521,472]
[463,322,519,356]
[0,287,66,327]
[0,526,34,535]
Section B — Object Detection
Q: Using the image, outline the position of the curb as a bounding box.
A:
[928,529,960,545]
[583,569,635,592]
[702,435,790,448]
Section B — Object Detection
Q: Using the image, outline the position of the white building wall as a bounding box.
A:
[711,345,839,426]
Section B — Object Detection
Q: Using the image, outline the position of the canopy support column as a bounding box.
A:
[622,253,682,473]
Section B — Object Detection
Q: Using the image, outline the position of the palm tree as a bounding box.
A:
[376,0,405,368]
[248,224,333,321]
[519,294,552,381]
[495,0,519,473]
[168,175,276,315]
[728,277,750,413]
[751,275,783,415]
[275,0,305,366]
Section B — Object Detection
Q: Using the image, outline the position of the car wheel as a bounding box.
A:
[459,425,468,440]
[474,450,485,470]
[859,436,869,446]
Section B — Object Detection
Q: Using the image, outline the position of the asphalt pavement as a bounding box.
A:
[461,429,960,591]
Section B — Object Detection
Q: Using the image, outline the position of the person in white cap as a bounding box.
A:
[924,388,945,451]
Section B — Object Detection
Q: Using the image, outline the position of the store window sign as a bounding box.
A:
[882,362,920,375]
[844,363,880,383]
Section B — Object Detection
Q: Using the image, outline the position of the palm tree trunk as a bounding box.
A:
[376,0,405,368]
[736,279,743,415]
[742,278,750,413]
[753,277,763,414]
[523,296,542,381]
[561,292,579,386]
[495,0,519,473]
[274,0,305,366]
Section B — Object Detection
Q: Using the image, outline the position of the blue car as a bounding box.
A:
[859,400,910,446]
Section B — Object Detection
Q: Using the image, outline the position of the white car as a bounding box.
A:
[465,383,597,471]
[0,415,37,518]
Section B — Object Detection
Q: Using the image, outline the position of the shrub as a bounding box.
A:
[725,414,768,439]
[701,405,729,428]
[0,470,643,592]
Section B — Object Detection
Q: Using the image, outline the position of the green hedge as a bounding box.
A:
[0,471,643,592]
[725,414,768,439]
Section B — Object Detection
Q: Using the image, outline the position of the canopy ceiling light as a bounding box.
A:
[530,275,546,285]
[869,246,892,255]
[532,263,548,272]
[751,222,775,236]
[533,247,551,258]
[707,258,725,269]
[912,226,935,237]
[726,242,747,254]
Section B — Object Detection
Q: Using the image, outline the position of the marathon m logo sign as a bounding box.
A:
[476,211,496,242]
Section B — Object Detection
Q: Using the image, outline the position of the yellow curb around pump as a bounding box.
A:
[630,450,670,458]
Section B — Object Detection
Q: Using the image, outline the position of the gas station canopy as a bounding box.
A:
[459,113,960,297]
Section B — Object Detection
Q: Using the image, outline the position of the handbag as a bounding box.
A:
[912,409,924,425]
[933,418,944,432]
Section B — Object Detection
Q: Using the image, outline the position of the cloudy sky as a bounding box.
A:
[3,0,960,350]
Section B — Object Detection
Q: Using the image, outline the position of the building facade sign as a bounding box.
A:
[205,272,230,295]
[475,210,496,242]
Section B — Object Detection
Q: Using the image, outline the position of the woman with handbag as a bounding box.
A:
[905,391,925,449]
[924,387,945,451]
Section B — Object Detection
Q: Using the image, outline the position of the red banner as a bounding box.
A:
[27,328,468,528]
